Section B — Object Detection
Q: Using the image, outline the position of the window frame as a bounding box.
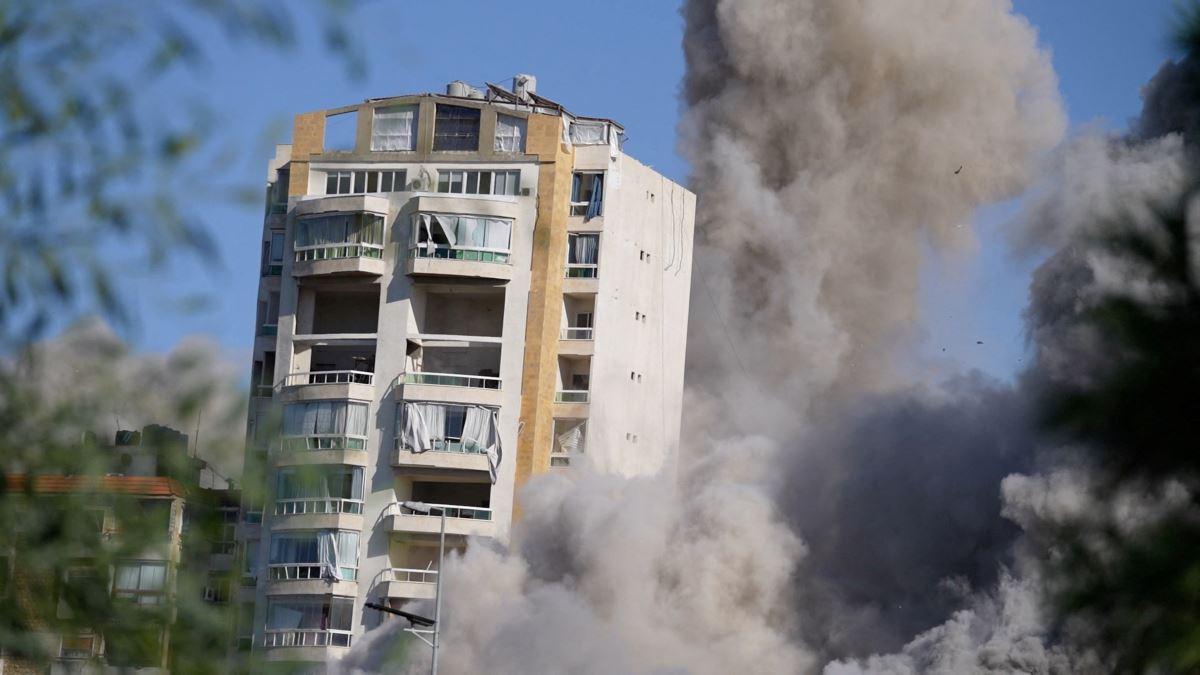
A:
[432,104,482,152]
[112,561,168,605]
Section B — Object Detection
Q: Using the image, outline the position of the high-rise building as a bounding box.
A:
[239,76,696,666]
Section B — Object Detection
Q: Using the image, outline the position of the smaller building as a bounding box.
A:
[0,427,240,674]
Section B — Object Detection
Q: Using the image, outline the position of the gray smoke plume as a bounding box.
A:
[9,319,248,479]
[339,2,1078,674]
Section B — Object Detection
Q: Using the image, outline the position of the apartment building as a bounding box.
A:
[240,75,695,666]
[1,426,239,674]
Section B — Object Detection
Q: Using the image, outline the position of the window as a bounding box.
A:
[371,105,418,151]
[281,400,370,450]
[113,562,167,605]
[569,120,609,145]
[265,596,354,647]
[241,541,259,583]
[213,507,238,555]
[396,402,500,455]
[436,169,520,196]
[494,114,527,153]
[570,172,604,217]
[324,111,357,152]
[566,233,600,277]
[276,466,365,514]
[576,312,594,328]
[261,231,284,276]
[269,531,359,581]
[412,213,513,263]
[433,104,481,151]
[294,213,385,261]
[271,168,290,207]
[60,633,97,660]
[325,169,407,195]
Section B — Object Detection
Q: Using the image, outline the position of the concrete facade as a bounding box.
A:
[238,79,695,668]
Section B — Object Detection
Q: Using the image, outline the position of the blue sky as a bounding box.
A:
[115,0,1180,382]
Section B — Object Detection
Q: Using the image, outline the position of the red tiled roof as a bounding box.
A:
[4,474,186,498]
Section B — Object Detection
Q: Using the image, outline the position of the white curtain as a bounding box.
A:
[569,120,607,145]
[432,214,458,246]
[570,234,599,264]
[494,114,526,152]
[371,105,417,151]
[461,406,502,483]
[344,402,368,437]
[336,531,359,580]
[402,402,447,453]
[457,216,485,248]
[485,219,511,249]
[319,531,339,581]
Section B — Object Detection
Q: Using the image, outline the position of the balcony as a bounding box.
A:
[396,336,503,407]
[406,212,514,281]
[376,567,438,601]
[263,630,352,648]
[275,498,364,516]
[386,501,495,539]
[559,327,594,357]
[278,367,375,405]
[551,419,586,469]
[292,210,387,278]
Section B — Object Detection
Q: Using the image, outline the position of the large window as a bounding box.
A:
[371,105,418,151]
[294,213,385,262]
[261,231,284,276]
[569,120,609,145]
[113,561,167,605]
[494,114,527,153]
[268,531,359,581]
[265,595,354,647]
[433,104,481,151]
[436,169,520,196]
[570,172,604,218]
[325,169,407,195]
[412,213,513,263]
[396,402,499,455]
[276,466,364,515]
[281,400,369,450]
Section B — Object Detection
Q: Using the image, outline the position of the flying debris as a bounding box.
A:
[955,165,964,174]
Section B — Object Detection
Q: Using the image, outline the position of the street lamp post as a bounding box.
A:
[403,500,445,675]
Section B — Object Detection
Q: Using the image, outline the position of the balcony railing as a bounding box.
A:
[262,264,282,277]
[254,384,274,398]
[555,390,589,403]
[560,327,593,340]
[550,454,571,467]
[259,324,278,337]
[269,563,357,582]
[275,498,364,515]
[399,372,501,390]
[565,264,598,279]
[282,371,374,387]
[295,243,384,263]
[279,434,367,452]
[379,567,438,585]
[263,629,352,648]
[388,502,493,521]
[394,436,489,455]
[409,245,510,265]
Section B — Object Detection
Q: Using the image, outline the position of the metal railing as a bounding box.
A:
[555,390,590,403]
[399,372,501,390]
[565,263,598,278]
[394,437,489,455]
[282,370,374,387]
[409,245,510,264]
[387,501,493,522]
[379,567,439,585]
[279,435,368,452]
[268,563,357,582]
[295,243,384,262]
[275,498,364,515]
[263,629,352,648]
[560,327,593,340]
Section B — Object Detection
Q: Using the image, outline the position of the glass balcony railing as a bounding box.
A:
[560,327,593,340]
[279,435,367,452]
[295,243,384,263]
[400,372,501,390]
[282,371,374,387]
[555,390,589,403]
[394,436,489,455]
[409,245,510,264]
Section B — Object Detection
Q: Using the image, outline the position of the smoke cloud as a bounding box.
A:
[346,1,1200,672]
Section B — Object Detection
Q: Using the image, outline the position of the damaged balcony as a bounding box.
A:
[550,419,586,469]
[291,210,386,278]
[286,285,379,403]
[393,400,500,474]
[279,344,376,404]
[386,479,494,539]
[406,211,514,281]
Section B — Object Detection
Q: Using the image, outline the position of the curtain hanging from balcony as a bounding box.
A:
[585,174,604,220]
[569,234,599,265]
[462,406,502,483]
[556,423,584,454]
